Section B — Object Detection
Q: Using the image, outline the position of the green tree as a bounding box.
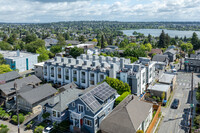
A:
[92,38,97,42]
[23,34,37,44]
[181,43,193,52]
[50,45,62,54]
[7,34,17,45]
[69,47,84,58]
[158,30,170,48]
[79,35,86,43]
[3,34,8,42]
[0,65,12,74]
[0,41,12,50]
[0,54,5,65]
[64,32,70,40]
[119,41,126,48]
[191,32,199,50]
[26,39,45,53]
[101,35,106,48]
[161,92,165,101]
[57,34,66,46]
[103,77,131,95]
[36,47,49,62]
[194,115,200,126]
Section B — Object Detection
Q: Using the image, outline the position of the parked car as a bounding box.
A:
[171,99,180,109]
[43,125,53,133]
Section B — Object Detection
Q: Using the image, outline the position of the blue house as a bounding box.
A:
[68,82,118,133]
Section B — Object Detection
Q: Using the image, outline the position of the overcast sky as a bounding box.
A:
[0,0,200,23]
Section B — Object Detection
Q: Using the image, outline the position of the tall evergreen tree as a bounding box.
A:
[158,30,165,48]
[101,35,105,48]
[191,32,199,50]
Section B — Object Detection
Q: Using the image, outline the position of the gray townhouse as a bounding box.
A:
[185,54,200,72]
[43,54,156,96]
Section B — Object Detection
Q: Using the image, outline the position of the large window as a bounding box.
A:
[78,105,84,113]
[82,72,85,76]
[57,112,60,117]
[73,77,77,82]
[51,67,54,77]
[90,73,94,78]
[84,118,92,127]
[73,70,77,75]
[53,111,56,117]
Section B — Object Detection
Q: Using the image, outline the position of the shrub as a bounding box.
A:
[158,112,162,118]
[26,124,32,130]
[34,126,44,133]
[0,124,9,133]
[115,92,131,105]
[136,130,144,133]
[11,114,25,124]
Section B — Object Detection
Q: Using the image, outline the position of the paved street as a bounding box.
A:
[157,70,200,133]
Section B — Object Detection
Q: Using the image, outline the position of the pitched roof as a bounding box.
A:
[42,82,83,112]
[152,54,169,62]
[0,71,21,83]
[164,49,177,55]
[0,75,41,95]
[100,95,152,133]
[149,49,162,54]
[19,84,57,105]
[80,82,117,113]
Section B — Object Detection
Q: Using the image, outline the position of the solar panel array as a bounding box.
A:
[92,82,116,101]
[81,92,101,112]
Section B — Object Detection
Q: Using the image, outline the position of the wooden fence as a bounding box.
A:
[146,105,161,133]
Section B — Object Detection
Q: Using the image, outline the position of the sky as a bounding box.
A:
[0,0,200,23]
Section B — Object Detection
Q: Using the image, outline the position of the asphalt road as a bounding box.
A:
[157,71,199,133]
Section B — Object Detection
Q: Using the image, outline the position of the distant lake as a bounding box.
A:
[122,29,200,38]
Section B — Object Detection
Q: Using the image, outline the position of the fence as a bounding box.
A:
[146,105,161,133]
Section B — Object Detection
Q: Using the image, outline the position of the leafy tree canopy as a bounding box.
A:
[36,47,49,62]
[69,47,84,58]
[0,41,12,50]
[26,39,45,53]
[0,65,12,74]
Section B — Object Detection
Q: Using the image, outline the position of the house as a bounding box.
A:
[34,62,44,80]
[164,49,177,62]
[158,73,176,91]
[39,82,83,123]
[149,48,162,56]
[68,82,118,133]
[0,75,41,108]
[66,40,80,45]
[0,50,39,72]
[147,84,171,100]
[100,95,153,133]
[0,71,21,85]
[18,84,57,112]
[44,38,58,50]
[152,54,169,66]
[87,49,100,55]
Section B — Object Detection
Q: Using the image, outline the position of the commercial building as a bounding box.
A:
[43,54,156,96]
[0,50,39,72]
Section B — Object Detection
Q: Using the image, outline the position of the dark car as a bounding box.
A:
[171,99,180,109]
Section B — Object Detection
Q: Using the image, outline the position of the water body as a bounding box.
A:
[122,29,200,38]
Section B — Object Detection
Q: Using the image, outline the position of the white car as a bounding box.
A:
[43,125,53,133]
[172,69,177,74]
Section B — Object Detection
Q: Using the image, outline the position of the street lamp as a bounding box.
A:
[14,82,20,133]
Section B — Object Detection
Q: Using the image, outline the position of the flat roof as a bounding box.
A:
[159,73,175,84]
[34,62,44,67]
[148,84,170,92]
[0,50,39,60]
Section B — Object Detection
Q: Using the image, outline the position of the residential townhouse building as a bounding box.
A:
[43,54,156,96]
[68,82,118,133]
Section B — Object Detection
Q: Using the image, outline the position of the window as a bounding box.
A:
[82,79,85,83]
[58,68,61,73]
[95,119,98,126]
[65,75,69,80]
[57,112,60,117]
[100,75,104,79]
[78,105,84,113]
[90,73,94,78]
[90,80,94,85]
[86,107,89,111]
[108,107,110,112]
[82,72,85,76]
[65,69,69,73]
[72,102,75,107]
[73,70,77,74]
[53,111,56,117]
[84,118,92,127]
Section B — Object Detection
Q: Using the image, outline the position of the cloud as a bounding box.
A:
[0,0,200,22]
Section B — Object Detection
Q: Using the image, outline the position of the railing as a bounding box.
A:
[146,105,161,133]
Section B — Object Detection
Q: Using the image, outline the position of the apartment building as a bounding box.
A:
[43,54,156,96]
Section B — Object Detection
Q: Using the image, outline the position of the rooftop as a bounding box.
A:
[100,95,152,133]
[148,84,170,92]
[0,71,21,83]
[0,50,39,60]
[159,73,175,84]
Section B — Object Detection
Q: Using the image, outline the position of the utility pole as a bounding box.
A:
[189,72,193,133]
[14,82,20,133]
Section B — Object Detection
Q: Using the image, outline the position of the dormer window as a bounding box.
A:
[72,102,75,107]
